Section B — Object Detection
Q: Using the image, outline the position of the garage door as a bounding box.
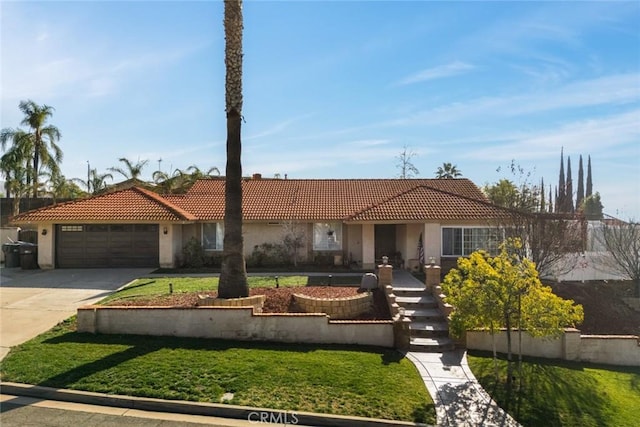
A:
[56,224,159,268]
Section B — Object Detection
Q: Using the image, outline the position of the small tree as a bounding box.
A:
[281,221,306,267]
[395,145,419,179]
[581,192,604,219]
[442,239,583,382]
[595,218,640,297]
[486,161,584,278]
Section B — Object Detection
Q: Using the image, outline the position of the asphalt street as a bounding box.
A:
[0,394,262,426]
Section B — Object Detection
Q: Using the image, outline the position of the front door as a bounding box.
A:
[375,224,396,262]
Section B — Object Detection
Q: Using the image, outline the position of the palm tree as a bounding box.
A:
[0,148,30,215]
[1,100,63,197]
[43,171,85,202]
[73,169,113,195]
[108,157,149,181]
[152,168,186,194]
[435,162,462,179]
[219,0,249,299]
[0,134,31,198]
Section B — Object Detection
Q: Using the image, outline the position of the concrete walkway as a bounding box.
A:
[0,267,152,360]
[392,270,521,427]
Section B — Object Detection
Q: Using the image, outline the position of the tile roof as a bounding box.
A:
[168,178,500,221]
[11,178,507,223]
[347,184,510,222]
[11,187,196,223]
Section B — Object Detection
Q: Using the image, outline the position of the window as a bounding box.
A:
[313,222,342,250]
[442,227,499,256]
[202,223,224,251]
[61,225,83,232]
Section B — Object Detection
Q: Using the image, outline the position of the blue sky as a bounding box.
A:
[1,1,639,219]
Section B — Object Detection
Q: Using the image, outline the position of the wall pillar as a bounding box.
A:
[378,264,393,287]
[425,264,441,292]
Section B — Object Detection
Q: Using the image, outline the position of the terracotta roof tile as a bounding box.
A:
[347,185,510,222]
[11,187,196,223]
[170,178,498,221]
[11,178,506,224]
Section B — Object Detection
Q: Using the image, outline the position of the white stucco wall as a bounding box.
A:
[362,224,375,269]
[37,223,54,269]
[548,252,631,282]
[77,306,395,347]
[423,223,441,265]
[466,330,640,367]
[160,223,181,268]
[346,224,363,265]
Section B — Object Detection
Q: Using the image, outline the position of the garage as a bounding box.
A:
[56,224,159,268]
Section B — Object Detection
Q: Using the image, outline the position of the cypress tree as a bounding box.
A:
[586,155,593,198]
[548,185,553,213]
[577,155,585,210]
[557,148,566,212]
[540,177,546,212]
[566,156,574,213]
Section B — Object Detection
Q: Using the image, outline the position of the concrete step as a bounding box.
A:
[410,322,449,338]
[403,308,445,319]
[410,337,455,352]
[392,287,427,295]
[395,295,437,307]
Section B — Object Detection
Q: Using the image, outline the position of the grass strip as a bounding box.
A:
[100,276,308,304]
[467,350,640,427]
[0,318,435,424]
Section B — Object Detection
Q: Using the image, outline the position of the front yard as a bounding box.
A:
[468,351,640,427]
[0,317,434,424]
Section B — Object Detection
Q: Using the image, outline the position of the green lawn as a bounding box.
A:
[467,351,640,427]
[0,318,435,424]
[100,275,309,304]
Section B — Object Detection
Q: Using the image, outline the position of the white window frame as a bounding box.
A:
[313,222,343,251]
[202,223,224,251]
[442,227,500,256]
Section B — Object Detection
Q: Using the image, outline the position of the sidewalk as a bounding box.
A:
[406,351,520,427]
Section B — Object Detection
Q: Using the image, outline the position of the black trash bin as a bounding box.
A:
[19,242,38,269]
[2,243,21,268]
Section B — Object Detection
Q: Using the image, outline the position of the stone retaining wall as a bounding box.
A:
[198,294,266,312]
[293,292,373,319]
[77,305,394,347]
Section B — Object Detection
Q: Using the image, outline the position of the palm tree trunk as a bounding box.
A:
[218,0,249,298]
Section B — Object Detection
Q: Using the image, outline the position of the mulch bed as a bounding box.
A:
[106,286,392,320]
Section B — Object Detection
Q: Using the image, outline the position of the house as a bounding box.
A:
[9,177,509,270]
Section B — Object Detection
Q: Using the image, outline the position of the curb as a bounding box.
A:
[1,382,432,427]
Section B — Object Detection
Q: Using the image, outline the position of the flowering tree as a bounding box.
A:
[442,239,584,378]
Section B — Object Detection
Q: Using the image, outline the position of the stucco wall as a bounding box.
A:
[37,223,54,269]
[159,222,178,268]
[362,224,375,269]
[423,223,441,266]
[346,224,363,266]
[548,252,630,282]
[466,330,640,367]
[77,306,394,347]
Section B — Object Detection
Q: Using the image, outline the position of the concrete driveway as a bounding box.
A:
[0,267,152,360]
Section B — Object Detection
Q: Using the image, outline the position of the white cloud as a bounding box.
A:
[464,109,640,162]
[395,61,475,86]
